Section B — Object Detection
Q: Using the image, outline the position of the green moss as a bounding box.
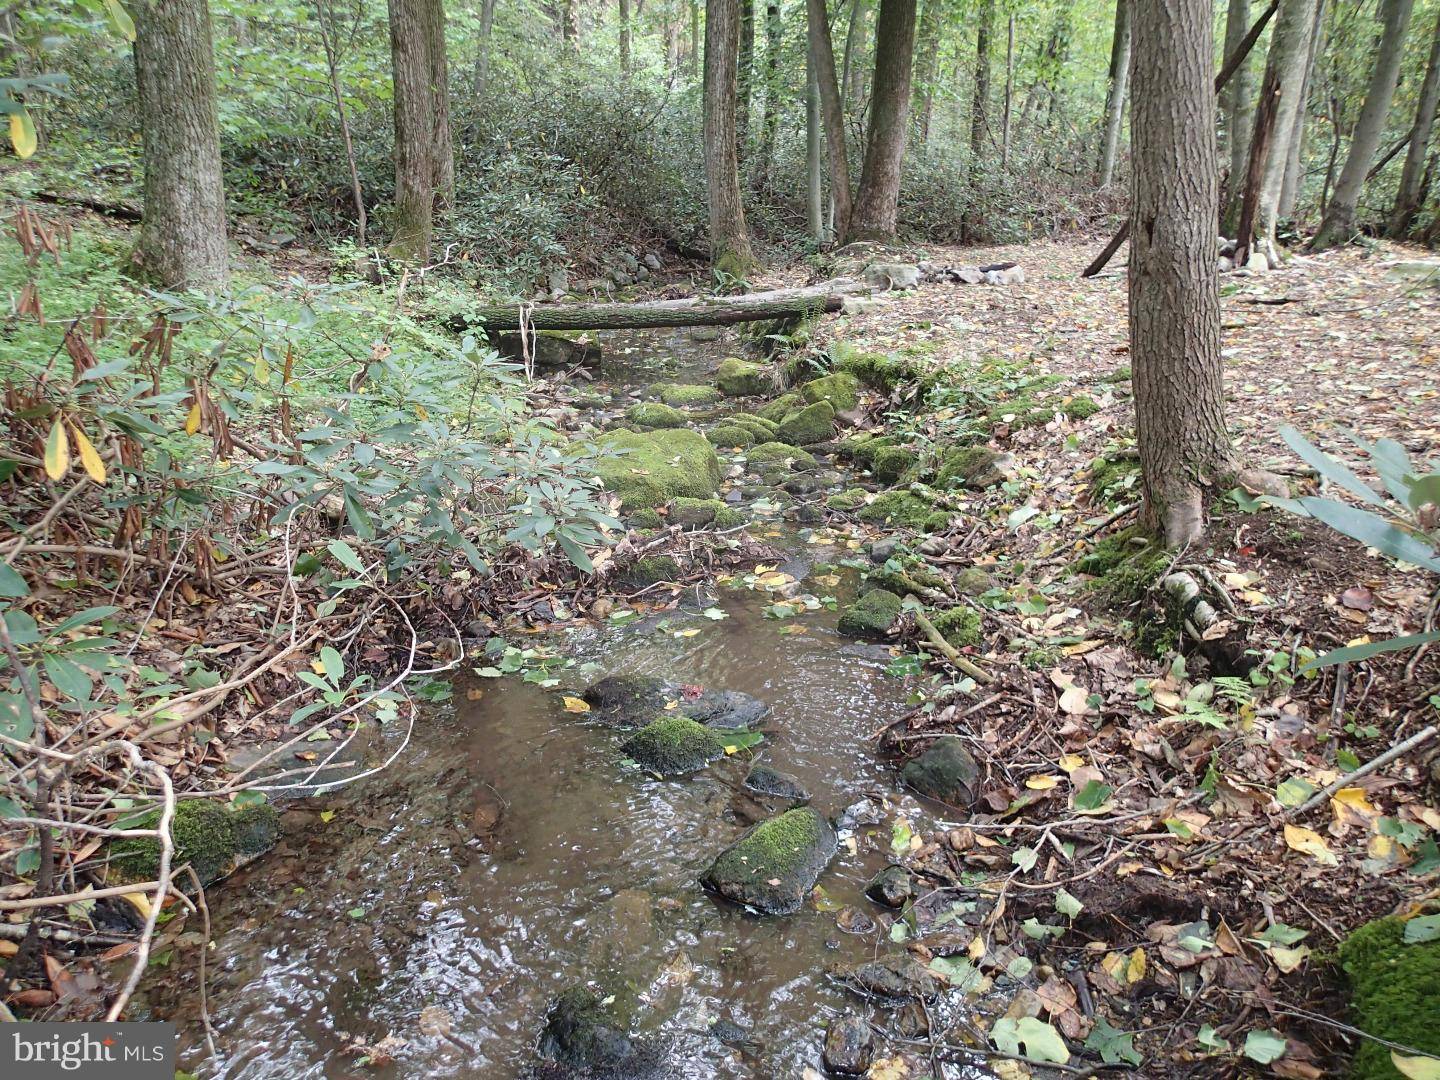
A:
[930,607,982,648]
[1101,365,1132,384]
[715,507,746,528]
[833,345,917,392]
[826,488,869,512]
[936,446,1000,489]
[230,803,280,855]
[708,423,757,448]
[620,715,726,775]
[1077,529,1170,610]
[618,555,682,588]
[707,807,827,882]
[657,383,722,407]
[626,508,664,529]
[111,799,242,885]
[716,358,772,397]
[625,402,688,430]
[757,392,804,423]
[747,441,817,473]
[857,491,949,531]
[775,400,836,446]
[1340,915,1440,1079]
[801,372,860,412]
[838,434,897,467]
[1067,395,1100,419]
[865,564,947,596]
[953,567,995,595]
[735,416,779,440]
[1088,454,1140,506]
[595,428,722,510]
[872,446,919,486]
[837,589,904,639]
[670,497,745,529]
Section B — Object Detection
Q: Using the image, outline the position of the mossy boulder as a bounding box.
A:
[757,392,805,424]
[936,446,1015,490]
[857,491,950,531]
[901,735,981,808]
[837,589,903,640]
[953,567,996,596]
[625,402,688,430]
[583,674,673,726]
[746,442,818,480]
[625,508,665,530]
[834,346,918,392]
[735,415,779,439]
[715,357,772,397]
[1339,915,1440,1079]
[871,446,919,486]
[595,428,721,510]
[836,434,897,466]
[864,564,948,597]
[826,488,869,512]
[801,372,860,412]
[775,400,836,446]
[707,423,757,448]
[617,555,681,589]
[621,715,727,775]
[538,986,646,1072]
[111,799,279,885]
[655,382,722,407]
[670,497,746,529]
[930,607,982,648]
[700,807,837,914]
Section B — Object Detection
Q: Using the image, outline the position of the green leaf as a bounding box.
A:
[1085,1017,1142,1066]
[1302,631,1440,671]
[342,487,375,541]
[51,605,120,636]
[1196,1024,1230,1052]
[1055,888,1083,918]
[890,818,913,855]
[327,540,365,574]
[1276,776,1318,807]
[1403,914,1440,943]
[1297,497,1440,572]
[1073,779,1113,811]
[1012,1017,1070,1064]
[927,955,985,993]
[0,692,35,742]
[319,647,344,683]
[1278,426,1387,508]
[0,562,29,598]
[105,0,137,41]
[0,795,23,819]
[42,653,92,700]
[1258,922,1310,946]
[557,533,594,573]
[1243,1028,1288,1064]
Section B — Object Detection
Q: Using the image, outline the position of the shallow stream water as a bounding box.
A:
[146,330,970,1078]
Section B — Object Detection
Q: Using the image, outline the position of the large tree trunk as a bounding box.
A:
[1221,0,1256,230]
[970,0,994,160]
[703,0,756,273]
[1002,12,1013,165]
[1097,0,1130,188]
[755,0,782,186]
[458,280,870,331]
[842,0,868,116]
[474,0,497,94]
[807,51,826,241]
[808,0,853,241]
[1277,0,1325,222]
[132,0,229,288]
[619,0,632,74]
[388,0,451,260]
[1312,0,1414,249]
[850,0,916,242]
[910,0,941,145]
[1389,8,1440,236]
[1130,0,1234,547]
[1250,0,1317,260]
[738,0,755,150]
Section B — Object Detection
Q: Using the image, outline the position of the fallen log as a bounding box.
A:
[450,279,870,333]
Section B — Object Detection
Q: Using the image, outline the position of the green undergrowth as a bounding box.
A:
[1339,915,1440,1079]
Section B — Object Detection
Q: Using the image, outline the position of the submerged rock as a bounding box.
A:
[537,986,645,1073]
[682,688,768,729]
[701,808,837,914]
[111,799,278,886]
[823,1012,874,1075]
[842,953,939,1003]
[582,676,767,730]
[742,764,810,802]
[621,716,726,775]
[864,865,916,908]
[900,735,981,808]
[836,589,903,640]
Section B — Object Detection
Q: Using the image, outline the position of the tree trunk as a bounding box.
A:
[620,0,632,73]
[387,0,451,260]
[1249,0,1317,259]
[1312,0,1414,248]
[970,0,994,160]
[1277,0,1325,222]
[690,0,701,76]
[474,0,497,95]
[1221,0,1256,229]
[132,0,229,287]
[1002,12,1013,165]
[807,51,826,241]
[911,0,940,145]
[315,0,367,245]
[755,0,782,186]
[562,0,579,46]
[703,0,756,273]
[808,0,853,241]
[850,0,916,242]
[1130,0,1234,547]
[1389,8,1440,236]
[1097,0,1130,188]
[459,280,870,331]
[738,0,755,151]
[842,0,866,115]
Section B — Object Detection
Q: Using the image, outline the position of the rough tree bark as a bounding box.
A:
[132,0,229,287]
[970,0,994,160]
[1221,0,1256,229]
[1250,0,1317,261]
[1278,0,1325,222]
[1389,7,1440,236]
[620,0,632,74]
[1097,0,1130,188]
[738,0,755,149]
[1312,0,1414,249]
[703,0,756,272]
[1002,12,1013,164]
[315,0,367,245]
[910,0,941,145]
[473,0,497,94]
[842,0,867,115]
[807,51,826,240]
[808,0,853,241]
[387,0,452,261]
[755,0,782,185]
[1130,0,1235,547]
[850,0,916,242]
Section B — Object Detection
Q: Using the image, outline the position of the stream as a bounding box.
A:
[143,329,980,1079]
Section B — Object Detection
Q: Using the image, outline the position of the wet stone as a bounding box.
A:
[537,987,646,1073]
[620,716,725,775]
[900,735,982,809]
[864,865,915,909]
[681,688,768,729]
[742,764,810,803]
[822,1012,874,1075]
[836,798,884,831]
[581,676,767,730]
[835,906,877,935]
[701,808,838,915]
[842,953,939,1003]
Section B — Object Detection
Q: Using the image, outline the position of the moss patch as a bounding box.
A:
[775,400,836,446]
[1340,915,1440,1080]
[625,402,688,430]
[111,799,278,885]
[701,807,837,914]
[864,564,948,596]
[1067,395,1100,419]
[654,383,722,407]
[826,488,869,512]
[716,357,772,397]
[747,441,817,474]
[595,428,722,510]
[708,422,757,448]
[625,508,664,529]
[837,589,903,639]
[953,567,995,595]
[617,555,682,588]
[857,491,949,531]
[801,372,860,412]
[833,345,918,392]
[1088,453,1141,506]
[621,715,726,775]
[930,607,982,648]
[936,445,1010,490]
[670,497,745,529]
[757,392,804,423]
[872,446,919,486]
[1077,529,1169,608]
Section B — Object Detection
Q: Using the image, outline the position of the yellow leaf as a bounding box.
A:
[1392,1052,1440,1080]
[1332,786,1378,821]
[1126,947,1146,982]
[1283,824,1339,867]
[866,1056,910,1080]
[1058,754,1084,773]
[675,628,702,638]
[562,696,591,714]
[254,351,271,383]
[105,0,137,41]
[968,935,986,960]
[44,416,69,480]
[184,400,202,435]
[1058,685,1090,715]
[9,108,36,159]
[319,809,336,823]
[119,891,151,919]
[71,424,106,484]
[1025,774,1060,790]
[415,404,429,420]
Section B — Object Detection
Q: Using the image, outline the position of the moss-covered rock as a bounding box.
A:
[1066,395,1101,419]
[953,567,996,596]
[582,674,672,726]
[707,423,757,448]
[837,589,903,640]
[1340,915,1440,1079]
[715,357,772,397]
[625,402,688,430]
[838,434,897,466]
[833,346,918,392]
[864,564,948,597]
[743,764,810,802]
[595,428,722,510]
[857,491,950,530]
[735,415,779,439]
[757,392,805,424]
[801,372,860,412]
[111,799,278,885]
[700,807,837,914]
[930,607,982,648]
[621,715,727,775]
[901,735,981,808]
[656,382,723,407]
[747,441,818,475]
[625,507,665,530]
[775,400,836,446]
[826,488,869,512]
[936,446,1015,490]
[538,986,646,1072]
[1078,529,1169,609]
[871,446,919,486]
[617,555,682,588]
[670,497,746,529]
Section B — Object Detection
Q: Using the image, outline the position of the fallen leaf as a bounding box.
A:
[1284,824,1339,867]
[562,696,591,713]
